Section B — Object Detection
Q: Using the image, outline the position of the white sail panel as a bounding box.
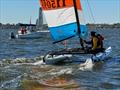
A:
[43,7,76,27]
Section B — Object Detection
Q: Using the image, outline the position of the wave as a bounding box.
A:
[50,68,73,76]
[0,56,45,67]
[20,78,79,90]
[0,75,23,89]
[79,58,94,71]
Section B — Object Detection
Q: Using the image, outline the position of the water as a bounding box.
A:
[0,28,120,90]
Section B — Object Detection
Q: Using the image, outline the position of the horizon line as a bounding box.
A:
[0,22,120,25]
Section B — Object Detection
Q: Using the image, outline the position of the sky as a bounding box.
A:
[0,0,120,24]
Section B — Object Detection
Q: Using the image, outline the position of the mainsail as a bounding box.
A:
[39,0,87,43]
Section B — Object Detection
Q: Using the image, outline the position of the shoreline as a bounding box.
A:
[0,23,120,30]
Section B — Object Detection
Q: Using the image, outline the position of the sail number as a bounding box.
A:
[40,0,66,9]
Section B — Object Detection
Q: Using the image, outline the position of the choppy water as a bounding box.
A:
[0,28,120,90]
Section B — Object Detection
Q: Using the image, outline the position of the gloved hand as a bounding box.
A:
[83,40,87,43]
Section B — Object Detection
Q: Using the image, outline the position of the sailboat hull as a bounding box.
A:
[43,54,72,64]
[43,47,112,64]
[92,46,112,61]
[16,31,49,39]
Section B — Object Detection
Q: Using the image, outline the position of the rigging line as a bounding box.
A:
[80,2,87,25]
[86,0,96,23]
[118,0,120,23]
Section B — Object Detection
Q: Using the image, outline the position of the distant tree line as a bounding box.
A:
[0,23,120,30]
[87,23,120,30]
[0,23,20,30]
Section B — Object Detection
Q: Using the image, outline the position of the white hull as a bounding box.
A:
[43,54,72,64]
[92,46,112,61]
[16,30,49,39]
[43,47,112,64]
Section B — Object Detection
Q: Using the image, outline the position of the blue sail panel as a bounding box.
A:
[49,23,78,43]
[49,23,88,43]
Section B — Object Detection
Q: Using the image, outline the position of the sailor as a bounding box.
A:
[21,27,24,34]
[80,38,85,50]
[97,33,104,48]
[10,32,15,39]
[24,28,27,33]
[84,31,104,54]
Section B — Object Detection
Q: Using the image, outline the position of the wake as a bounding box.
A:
[79,58,94,71]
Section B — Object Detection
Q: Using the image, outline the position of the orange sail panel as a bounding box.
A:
[40,0,82,10]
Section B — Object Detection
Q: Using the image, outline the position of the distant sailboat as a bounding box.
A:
[15,16,48,39]
[39,0,112,64]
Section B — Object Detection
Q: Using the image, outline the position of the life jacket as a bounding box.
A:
[97,34,104,48]
[21,29,24,34]
[91,35,104,50]
[91,36,98,50]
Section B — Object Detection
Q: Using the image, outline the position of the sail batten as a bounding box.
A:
[40,0,88,43]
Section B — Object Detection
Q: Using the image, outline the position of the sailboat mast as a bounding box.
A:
[73,0,84,48]
[73,0,81,36]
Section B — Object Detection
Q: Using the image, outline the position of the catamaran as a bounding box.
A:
[39,0,112,64]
